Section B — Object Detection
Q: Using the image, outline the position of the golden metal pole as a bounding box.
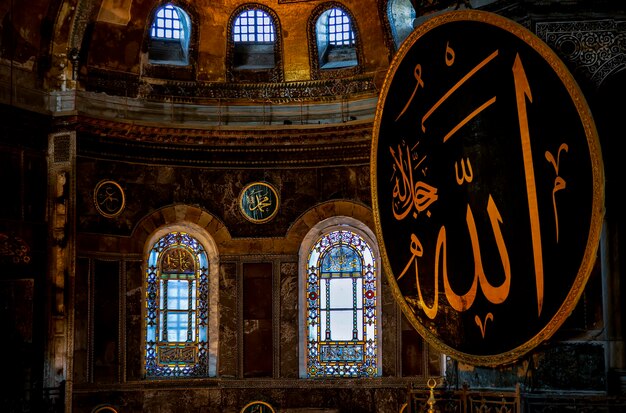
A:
[426,377,437,413]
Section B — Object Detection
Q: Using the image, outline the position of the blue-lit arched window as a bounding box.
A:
[148,4,191,65]
[300,221,380,378]
[231,7,277,70]
[233,9,275,43]
[327,8,354,46]
[314,6,358,69]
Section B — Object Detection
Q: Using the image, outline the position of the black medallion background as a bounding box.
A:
[239,182,280,224]
[372,10,603,365]
[94,180,126,218]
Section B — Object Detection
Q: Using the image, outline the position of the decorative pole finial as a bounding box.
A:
[426,377,437,413]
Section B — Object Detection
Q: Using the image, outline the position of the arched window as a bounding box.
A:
[315,7,357,69]
[387,0,416,49]
[234,9,275,43]
[299,218,381,378]
[227,4,283,82]
[145,228,218,378]
[232,7,276,70]
[148,3,191,65]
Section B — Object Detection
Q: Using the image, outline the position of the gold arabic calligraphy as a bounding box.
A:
[391,42,568,338]
[98,184,121,213]
[247,189,273,213]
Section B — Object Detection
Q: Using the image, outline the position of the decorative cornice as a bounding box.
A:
[76,116,373,168]
[142,75,376,103]
[72,376,427,391]
[85,67,377,103]
[77,116,373,144]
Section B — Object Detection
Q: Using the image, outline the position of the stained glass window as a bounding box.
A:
[305,229,378,377]
[145,232,210,377]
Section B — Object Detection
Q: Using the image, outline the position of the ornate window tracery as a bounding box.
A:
[145,231,212,377]
[300,219,381,378]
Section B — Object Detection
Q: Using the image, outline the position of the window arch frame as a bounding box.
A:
[142,1,199,82]
[386,0,416,50]
[298,216,382,378]
[233,9,276,43]
[143,223,219,378]
[307,2,363,80]
[146,3,193,66]
[150,3,188,41]
[226,3,284,83]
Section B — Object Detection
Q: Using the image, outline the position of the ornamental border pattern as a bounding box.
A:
[535,19,626,88]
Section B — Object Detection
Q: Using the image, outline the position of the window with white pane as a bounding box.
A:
[145,230,217,378]
[148,3,191,65]
[233,9,275,43]
[327,8,354,46]
[151,4,185,40]
[313,6,358,70]
[300,218,380,378]
[231,7,277,70]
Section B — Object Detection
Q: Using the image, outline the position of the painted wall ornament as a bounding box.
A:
[371,10,604,366]
[93,180,126,218]
[239,181,280,224]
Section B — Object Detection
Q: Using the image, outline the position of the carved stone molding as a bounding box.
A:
[536,19,626,88]
[0,233,31,264]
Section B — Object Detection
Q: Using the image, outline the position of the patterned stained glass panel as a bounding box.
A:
[305,230,377,378]
[145,232,209,377]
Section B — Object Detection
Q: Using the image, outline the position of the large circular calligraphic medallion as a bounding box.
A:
[93,180,126,218]
[371,10,604,365]
[239,182,280,224]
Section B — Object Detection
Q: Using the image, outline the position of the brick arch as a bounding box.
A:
[129,200,374,256]
[284,200,375,254]
[130,204,231,253]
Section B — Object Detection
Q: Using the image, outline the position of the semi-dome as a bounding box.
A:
[3,0,507,128]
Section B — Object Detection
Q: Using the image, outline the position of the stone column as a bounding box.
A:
[46,131,76,412]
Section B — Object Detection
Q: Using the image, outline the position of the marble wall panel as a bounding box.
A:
[219,261,238,377]
[125,259,144,381]
[279,261,299,378]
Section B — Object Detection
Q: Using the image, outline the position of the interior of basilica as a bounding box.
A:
[1,0,626,412]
